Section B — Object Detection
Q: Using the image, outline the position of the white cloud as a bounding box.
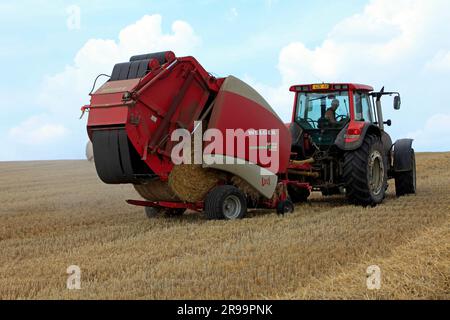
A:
[8,116,68,145]
[244,75,294,121]
[251,0,450,151]
[274,0,449,85]
[407,113,450,151]
[39,14,200,116]
[3,14,201,160]
[117,15,200,58]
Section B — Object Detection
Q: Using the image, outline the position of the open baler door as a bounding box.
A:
[86,52,221,193]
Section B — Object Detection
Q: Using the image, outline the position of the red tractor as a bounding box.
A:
[84,52,416,220]
[287,83,416,206]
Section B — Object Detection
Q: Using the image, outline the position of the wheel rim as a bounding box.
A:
[368,150,385,196]
[222,195,242,220]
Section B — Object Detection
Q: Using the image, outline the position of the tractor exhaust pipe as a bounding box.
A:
[376,99,384,131]
[376,87,385,131]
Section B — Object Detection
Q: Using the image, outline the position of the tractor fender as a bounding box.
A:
[393,139,414,172]
[335,123,382,151]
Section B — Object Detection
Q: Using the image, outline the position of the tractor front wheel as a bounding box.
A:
[343,134,388,206]
[205,185,247,220]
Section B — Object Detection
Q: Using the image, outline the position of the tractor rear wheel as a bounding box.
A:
[395,150,417,197]
[343,134,388,206]
[205,185,247,220]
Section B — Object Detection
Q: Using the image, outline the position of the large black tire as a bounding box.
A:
[395,150,417,197]
[343,134,388,206]
[204,185,247,220]
[276,199,295,215]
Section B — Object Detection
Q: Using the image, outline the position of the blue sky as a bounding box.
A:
[0,0,449,160]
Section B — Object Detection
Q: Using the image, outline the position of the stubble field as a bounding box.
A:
[0,153,448,299]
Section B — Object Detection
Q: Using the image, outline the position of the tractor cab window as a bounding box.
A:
[354,92,373,122]
[296,91,350,130]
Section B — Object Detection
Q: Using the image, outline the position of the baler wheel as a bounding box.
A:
[395,150,417,197]
[343,134,388,206]
[205,185,247,220]
[276,199,295,215]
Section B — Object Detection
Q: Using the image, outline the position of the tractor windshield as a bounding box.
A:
[296,91,350,130]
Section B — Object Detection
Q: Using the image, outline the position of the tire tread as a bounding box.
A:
[205,185,247,220]
[343,134,387,206]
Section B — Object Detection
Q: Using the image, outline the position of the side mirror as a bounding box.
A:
[394,96,401,110]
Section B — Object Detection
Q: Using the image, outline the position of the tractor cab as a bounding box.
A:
[289,83,399,158]
[291,83,374,143]
[287,82,414,206]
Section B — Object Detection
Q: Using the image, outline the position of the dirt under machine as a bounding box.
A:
[83,51,416,220]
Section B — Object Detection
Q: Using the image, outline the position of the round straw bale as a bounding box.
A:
[134,181,180,202]
[169,165,227,202]
[230,176,261,201]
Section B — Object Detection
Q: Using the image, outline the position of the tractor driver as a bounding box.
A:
[325,99,340,123]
